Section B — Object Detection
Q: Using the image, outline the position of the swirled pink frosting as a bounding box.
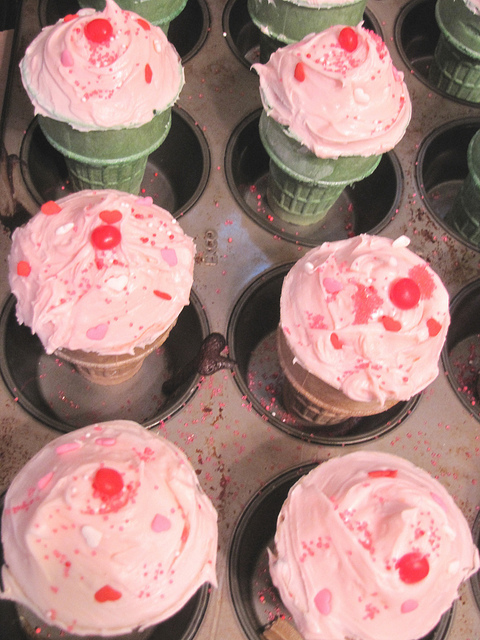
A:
[253,25,411,158]
[280,235,450,404]
[20,0,184,131]
[269,451,479,640]
[0,420,218,636]
[8,189,195,355]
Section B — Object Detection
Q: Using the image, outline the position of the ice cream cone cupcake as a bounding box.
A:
[8,190,195,385]
[248,0,367,62]
[445,128,480,245]
[278,235,450,426]
[20,0,184,194]
[429,0,480,102]
[77,0,189,33]
[253,26,411,226]
[269,451,479,640]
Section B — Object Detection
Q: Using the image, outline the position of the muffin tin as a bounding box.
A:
[0,1,479,639]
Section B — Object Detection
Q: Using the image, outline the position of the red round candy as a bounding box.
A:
[91,225,121,250]
[85,18,113,44]
[396,552,429,584]
[92,468,124,499]
[389,278,421,310]
[338,27,358,52]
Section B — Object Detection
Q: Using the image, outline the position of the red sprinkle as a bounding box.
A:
[368,469,398,478]
[94,585,122,603]
[154,290,172,300]
[294,62,306,82]
[145,63,153,84]
[382,316,402,332]
[99,209,122,224]
[63,14,78,22]
[41,201,62,216]
[427,318,442,337]
[17,261,31,277]
[85,18,113,44]
[330,333,343,349]
[136,18,151,30]
[338,27,358,52]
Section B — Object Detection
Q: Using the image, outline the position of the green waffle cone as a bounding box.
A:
[77,0,189,32]
[248,0,367,61]
[259,111,381,225]
[429,0,480,102]
[446,128,480,246]
[38,110,172,194]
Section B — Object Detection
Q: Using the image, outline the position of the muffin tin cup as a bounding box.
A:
[78,0,190,31]
[0,292,210,432]
[429,34,480,103]
[228,463,456,640]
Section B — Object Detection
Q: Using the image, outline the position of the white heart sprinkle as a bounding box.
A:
[55,223,74,236]
[81,525,102,548]
[354,88,370,104]
[106,275,128,291]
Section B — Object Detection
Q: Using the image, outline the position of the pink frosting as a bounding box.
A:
[253,25,412,158]
[0,420,218,636]
[20,0,184,131]
[269,451,479,640]
[8,189,195,355]
[280,235,450,405]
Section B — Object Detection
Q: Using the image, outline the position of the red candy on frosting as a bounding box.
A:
[16,261,31,277]
[390,278,421,310]
[91,224,122,250]
[294,62,306,82]
[99,209,122,224]
[84,18,113,44]
[94,585,122,603]
[92,467,124,500]
[338,27,358,52]
[396,552,430,584]
[41,201,62,215]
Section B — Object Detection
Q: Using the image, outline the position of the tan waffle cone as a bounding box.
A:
[56,322,176,386]
[277,328,397,426]
[262,618,304,640]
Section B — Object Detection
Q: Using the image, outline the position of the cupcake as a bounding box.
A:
[77,0,189,33]
[445,127,480,246]
[248,0,368,62]
[20,0,184,194]
[278,234,450,425]
[429,0,480,103]
[8,189,195,385]
[269,451,480,640]
[252,26,412,226]
[0,419,218,637]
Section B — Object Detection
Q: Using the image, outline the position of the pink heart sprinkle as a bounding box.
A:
[323,278,343,294]
[38,471,54,490]
[56,442,81,455]
[86,323,108,341]
[61,50,74,67]
[401,599,418,614]
[314,588,332,615]
[95,438,117,447]
[151,513,171,533]
[161,247,178,267]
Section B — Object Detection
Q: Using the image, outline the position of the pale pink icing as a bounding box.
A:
[465,0,480,14]
[20,0,184,131]
[280,235,450,404]
[8,189,195,355]
[0,420,218,636]
[253,26,411,158]
[269,451,479,640]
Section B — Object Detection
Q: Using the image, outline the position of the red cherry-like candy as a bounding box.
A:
[389,278,421,310]
[92,467,124,499]
[338,27,358,52]
[294,62,306,82]
[396,552,429,584]
[91,225,121,250]
[85,18,113,44]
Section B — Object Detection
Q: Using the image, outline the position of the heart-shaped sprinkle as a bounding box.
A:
[37,472,54,490]
[161,247,178,267]
[61,50,74,67]
[152,513,172,532]
[330,333,343,350]
[154,290,172,300]
[145,63,153,84]
[427,318,441,337]
[56,222,74,236]
[99,209,122,224]
[81,525,102,548]
[86,323,108,341]
[314,588,332,615]
[41,201,62,216]
[323,277,343,294]
[401,599,418,614]
[94,585,122,603]
[294,62,305,82]
[382,316,402,332]
[106,275,128,292]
